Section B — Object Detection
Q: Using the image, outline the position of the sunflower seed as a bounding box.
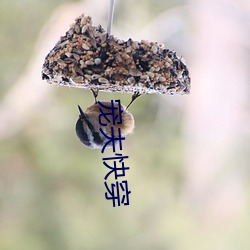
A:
[140,75,149,82]
[92,74,101,79]
[128,77,135,84]
[74,66,83,75]
[72,76,84,83]
[98,77,109,84]
[129,68,142,77]
[57,59,67,66]
[72,53,80,60]
[65,52,72,58]
[75,24,80,34]
[147,72,154,78]
[151,45,158,54]
[82,43,90,50]
[85,60,94,65]
[141,40,150,47]
[63,58,75,64]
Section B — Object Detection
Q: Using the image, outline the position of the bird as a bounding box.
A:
[75,89,136,149]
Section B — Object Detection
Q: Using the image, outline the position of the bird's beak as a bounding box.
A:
[77,105,86,118]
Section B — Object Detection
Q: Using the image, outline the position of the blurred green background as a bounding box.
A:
[1,0,250,249]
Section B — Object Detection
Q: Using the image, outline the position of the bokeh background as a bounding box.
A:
[1,0,250,249]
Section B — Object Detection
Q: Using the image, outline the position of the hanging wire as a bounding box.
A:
[107,0,115,34]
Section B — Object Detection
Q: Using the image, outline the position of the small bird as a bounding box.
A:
[75,89,136,149]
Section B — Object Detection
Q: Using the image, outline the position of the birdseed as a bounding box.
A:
[42,14,190,95]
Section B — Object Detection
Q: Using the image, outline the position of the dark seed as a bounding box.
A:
[42,73,50,80]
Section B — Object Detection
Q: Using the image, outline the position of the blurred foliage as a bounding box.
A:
[0,0,71,97]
